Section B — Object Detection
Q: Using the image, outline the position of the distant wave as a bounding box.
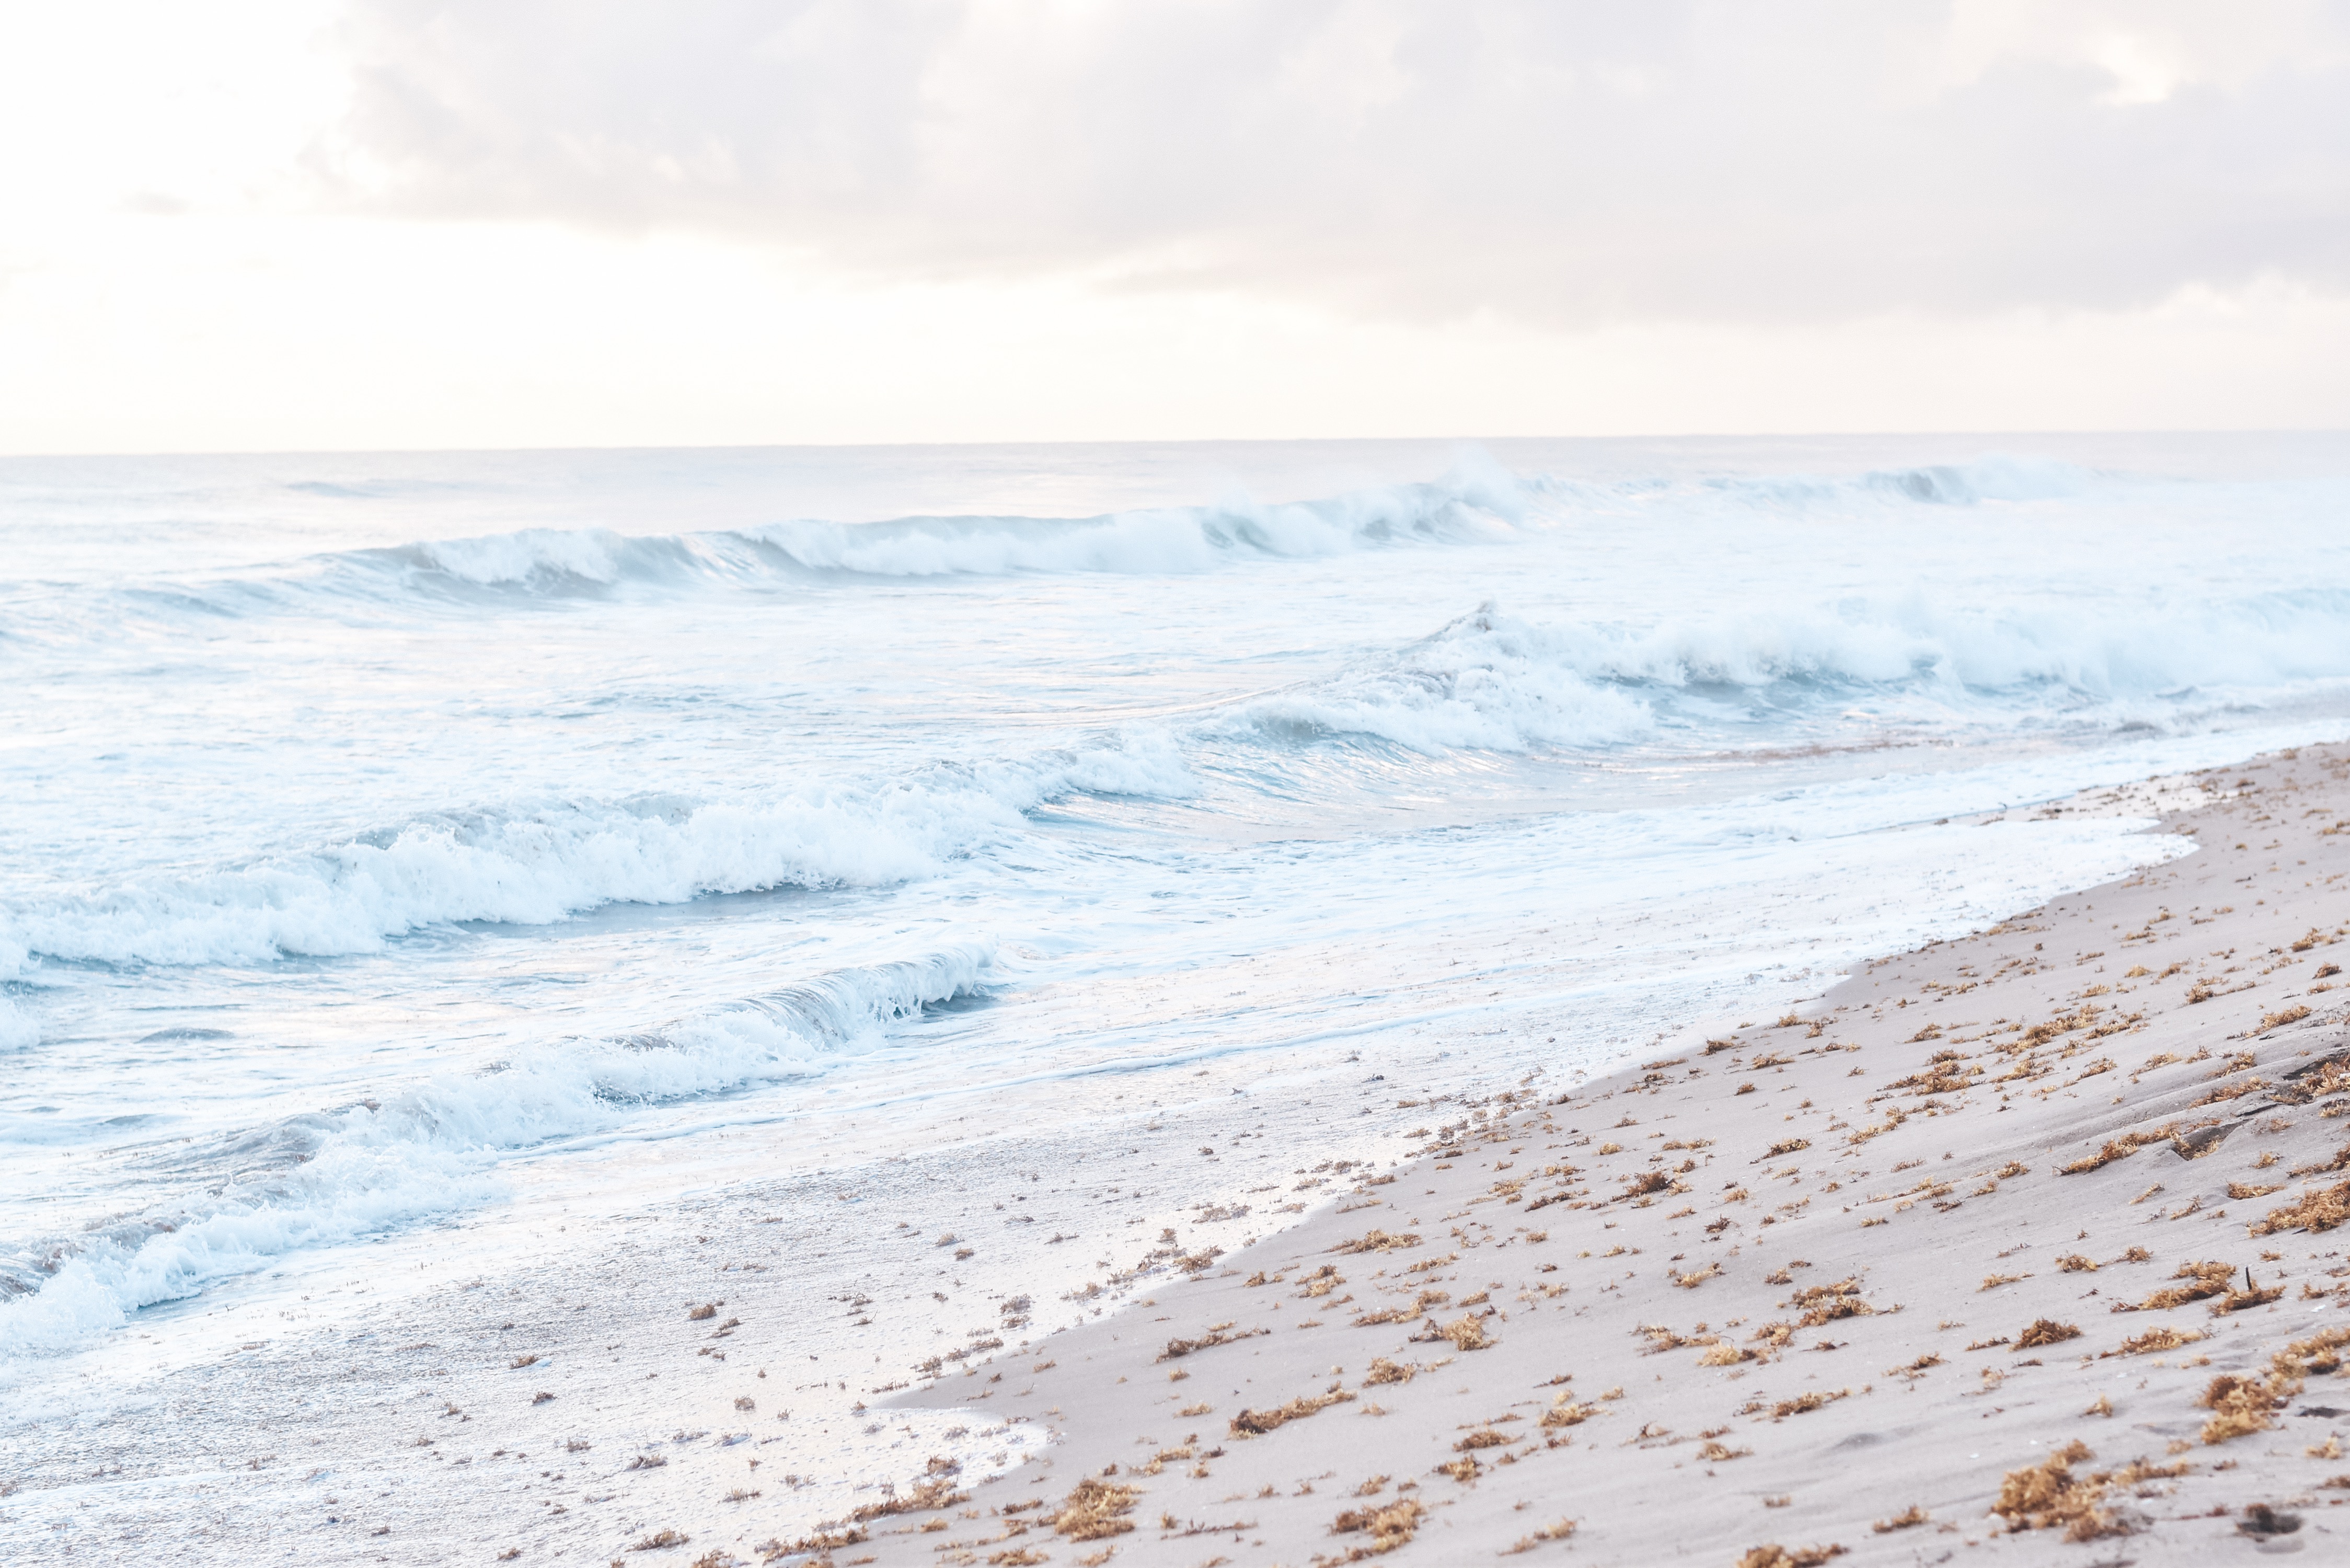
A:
[103,456,1542,617]
[743,457,1532,577]
[1704,454,2098,510]
[0,946,989,1354]
[5,453,2136,635]
[316,454,2106,596]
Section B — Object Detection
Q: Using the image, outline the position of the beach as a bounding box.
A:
[25,743,2335,1566]
[804,743,2350,1565]
[8,443,2350,1566]
[14,8,2350,1563]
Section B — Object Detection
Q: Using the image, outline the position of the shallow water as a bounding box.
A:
[6,431,2350,1370]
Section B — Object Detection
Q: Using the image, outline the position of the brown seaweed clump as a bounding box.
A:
[756,1526,865,1561]
[2194,1323,2350,1446]
[1736,1546,1847,1567]
[1541,1392,1598,1429]
[2210,1274,2286,1315]
[1052,1478,1142,1540]
[1619,1170,1673,1200]
[2106,1326,2203,1357]
[1500,1518,1576,1554]
[2057,1125,2178,1175]
[2199,1373,2293,1445]
[2250,1180,2350,1236]
[2279,1323,2350,1376]
[846,1477,966,1523]
[1229,1387,1355,1436]
[1330,1497,1426,1557]
[1157,1326,1265,1361]
[2015,1318,2082,1350]
[1991,1440,2132,1540]
[2126,1260,2233,1311]
[1332,1228,1422,1255]
[1790,1278,1876,1327]
[1412,1312,1493,1351]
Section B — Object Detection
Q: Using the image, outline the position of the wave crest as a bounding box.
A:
[2,742,1190,970]
[1225,603,1656,753]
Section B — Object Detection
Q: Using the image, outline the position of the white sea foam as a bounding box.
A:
[2,742,1189,970]
[0,946,988,1357]
[8,434,2350,1387]
[354,452,2089,596]
[0,991,35,1051]
[15,583,2350,975]
[1569,592,2350,700]
[1223,603,1656,753]
[407,526,641,586]
[1312,593,2350,709]
[222,457,1541,610]
[750,458,1530,578]
[1212,590,2350,757]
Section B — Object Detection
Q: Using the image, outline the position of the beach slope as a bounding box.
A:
[843,744,2350,1565]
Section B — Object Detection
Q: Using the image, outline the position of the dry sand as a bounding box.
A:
[781,743,2350,1566]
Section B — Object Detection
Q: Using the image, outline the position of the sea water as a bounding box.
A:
[6,432,2349,1379]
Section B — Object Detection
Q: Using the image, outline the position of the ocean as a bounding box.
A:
[5,433,2349,1529]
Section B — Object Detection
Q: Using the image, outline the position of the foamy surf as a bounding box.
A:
[17,577,2350,976]
[0,743,1188,970]
[4,433,2349,1383]
[0,943,991,1353]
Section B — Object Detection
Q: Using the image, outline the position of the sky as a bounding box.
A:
[3,1,2348,453]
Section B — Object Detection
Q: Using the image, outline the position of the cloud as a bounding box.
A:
[310,0,2350,328]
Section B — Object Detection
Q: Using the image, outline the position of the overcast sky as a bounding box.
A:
[4,1,2348,453]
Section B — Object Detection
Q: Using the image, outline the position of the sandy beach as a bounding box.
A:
[764,742,2350,1566]
[10,742,2347,1568]
[14,11,2350,1565]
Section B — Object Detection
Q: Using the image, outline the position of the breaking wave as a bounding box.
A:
[1222,604,1656,754]
[87,457,1541,621]
[15,582,2350,975]
[298,454,2104,598]
[0,945,989,1355]
[1211,586,2350,756]
[2,741,1189,970]
[1530,590,2350,699]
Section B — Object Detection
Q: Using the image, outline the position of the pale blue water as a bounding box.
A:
[6,432,2349,1359]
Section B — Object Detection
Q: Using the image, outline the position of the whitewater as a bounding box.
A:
[5,432,2350,1559]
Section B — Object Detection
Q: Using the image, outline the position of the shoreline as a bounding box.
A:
[834,743,2350,1565]
[8,742,2346,1566]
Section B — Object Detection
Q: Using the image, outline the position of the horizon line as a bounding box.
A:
[6,426,2349,463]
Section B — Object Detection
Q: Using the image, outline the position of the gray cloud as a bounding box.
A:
[313,1,2350,326]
